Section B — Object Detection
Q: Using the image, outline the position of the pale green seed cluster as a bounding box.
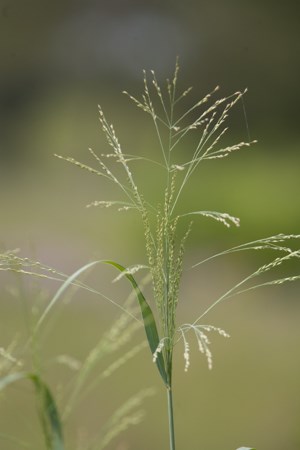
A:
[3,61,299,376]
[49,61,262,371]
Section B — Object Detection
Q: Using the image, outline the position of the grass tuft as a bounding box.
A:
[1,60,299,450]
[52,61,299,449]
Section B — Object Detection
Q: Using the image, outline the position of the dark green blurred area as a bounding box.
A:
[1,1,300,450]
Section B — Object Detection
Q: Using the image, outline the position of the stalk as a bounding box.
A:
[165,347,175,450]
[167,386,176,450]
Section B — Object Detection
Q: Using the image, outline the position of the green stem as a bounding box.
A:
[167,386,176,450]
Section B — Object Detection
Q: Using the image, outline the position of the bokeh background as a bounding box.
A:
[1,1,300,449]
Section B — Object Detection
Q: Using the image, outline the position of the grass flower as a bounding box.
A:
[2,59,299,450]
[52,59,299,450]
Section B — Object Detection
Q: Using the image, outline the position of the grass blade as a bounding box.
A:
[0,372,64,450]
[29,374,64,450]
[34,260,102,333]
[104,260,168,386]
[35,258,167,385]
[0,372,28,390]
[34,260,139,335]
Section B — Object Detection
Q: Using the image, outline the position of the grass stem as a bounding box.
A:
[167,386,176,450]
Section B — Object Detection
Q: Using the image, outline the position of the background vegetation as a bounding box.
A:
[1,1,299,449]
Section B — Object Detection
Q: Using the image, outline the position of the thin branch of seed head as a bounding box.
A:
[54,154,114,184]
[227,274,300,298]
[170,92,249,213]
[98,108,146,211]
[114,154,166,169]
[123,88,169,128]
[170,88,233,152]
[176,126,229,168]
[192,249,300,324]
[197,90,246,154]
[169,118,209,152]
[170,113,221,213]
[191,234,300,269]
[203,140,256,160]
[167,60,181,175]
[178,327,190,371]
[173,86,193,106]
[141,71,169,169]
[151,70,171,127]
[192,92,245,162]
[173,85,220,128]
[86,200,137,211]
[90,146,139,205]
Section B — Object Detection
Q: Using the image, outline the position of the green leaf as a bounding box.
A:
[35,260,102,333]
[29,374,64,450]
[0,372,27,390]
[104,260,169,387]
[0,372,64,450]
[35,260,139,334]
[33,258,168,386]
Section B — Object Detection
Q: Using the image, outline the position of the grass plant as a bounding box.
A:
[55,60,299,450]
[1,60,299,449]
[0,264,154,450]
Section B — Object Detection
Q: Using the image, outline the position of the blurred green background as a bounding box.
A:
[1,1,300,449]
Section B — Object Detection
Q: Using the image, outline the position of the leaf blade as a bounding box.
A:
[104,260,168,386]
[0,372,64,450]
[29,374,64,450]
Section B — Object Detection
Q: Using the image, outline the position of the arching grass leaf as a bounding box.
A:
[104,260,168,387]
[33,257,168,386]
